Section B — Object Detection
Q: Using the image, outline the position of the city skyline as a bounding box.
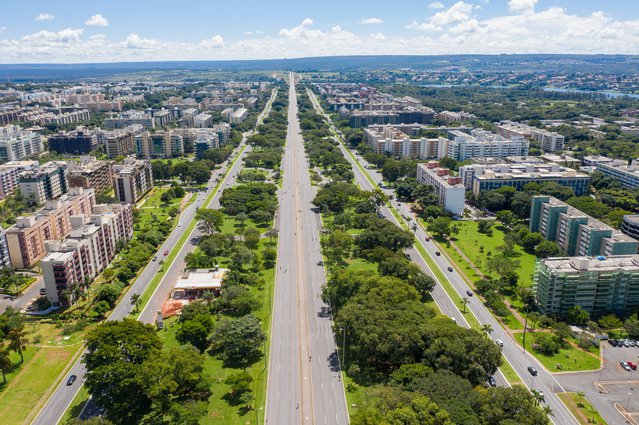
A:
[0,0,639,63]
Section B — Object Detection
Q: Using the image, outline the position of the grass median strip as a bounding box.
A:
[558,392,608,425]
[133,144,248,319]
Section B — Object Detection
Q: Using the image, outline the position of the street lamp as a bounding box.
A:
[340,327,346,369]
[522,304,530,354]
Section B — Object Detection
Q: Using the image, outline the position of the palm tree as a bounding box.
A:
[461,297,469,314]
[576,391,585,408]
[481,323,493,339]
[131,293,141,312]
[7,325,28,364]
[0,343,11,383]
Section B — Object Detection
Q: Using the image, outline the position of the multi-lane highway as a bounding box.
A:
[265,75,349,425]
[306,88,580,425]
[30,88,277,425]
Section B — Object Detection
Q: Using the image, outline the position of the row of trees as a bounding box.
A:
[0,309,29,383]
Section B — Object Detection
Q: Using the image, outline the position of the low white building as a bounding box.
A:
[172,267,229,299]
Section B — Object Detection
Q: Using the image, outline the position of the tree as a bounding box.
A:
[243,227,261,250]
[195,208,225,235]
[477,219,494,235]
[381,159,403,183]
[521,232,545,253]
[566,305,590,326]
[429,217,454,239]
[101,268,115,284]
[477,386,550,425]
[325,230,353,265]
[461,297,469,314]
[212,285,260,317]
[131,293,141,313]
[96,283,122,308]
[230,245,254,269]
[534,240,562,258]
[496,210,516,228]
[223,370,253,404]
[199,238,219,258]
[7,324,28,363]
[93,300,110,318]
[624,313,639,339]
[66,418,114,425]
[598,314,623,330]
[210,315,266,366]
[262,248,277,269]
[481,323,493,339]
[176,320,210,352]
[0,343,11,383]
[84,319,162,424]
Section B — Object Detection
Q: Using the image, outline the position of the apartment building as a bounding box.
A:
[0,161,39,200]
[0,125,44,163]
[194,113,213,128]
[0,227,11,268]
[67,156,113,194]
[42,203,133,306]
[231,108,248,124]
[104,110,154,129]
[416,162,465,216]
[112,158,153,204]
[461,162,590,196]
[364,125,437,159]
[136,129,184,159]
[530,196,638,257]
[97,126,141,158]
[621,215,639,243]
[19,161,69,205]
[438,110,476,123]
[349,107,435,128]
[439,129,529,161]
[595,160,639,189]
[495,120,565,152]
[5,187,96,268]
[533,255,639,318]
[47,128,97,155]
[194,128,221,159]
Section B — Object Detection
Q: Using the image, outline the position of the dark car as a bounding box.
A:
[447,266,453,272]
[66,375,77,386]
[610,339,619,347]
[527,366,538,376]
[317,260,324,266]
[435,251,441,256]
[466,290,474,297]
[488,376,497,387]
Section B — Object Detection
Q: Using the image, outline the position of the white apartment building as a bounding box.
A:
[439,130,529,161]
[416,162,466,216]
[0,125,44,163]
[496,121,565,152]
[231,108,249,124]
[364,125,437,159]
[112,158,153,203]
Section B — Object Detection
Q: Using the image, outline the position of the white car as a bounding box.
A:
[495,339,504,347]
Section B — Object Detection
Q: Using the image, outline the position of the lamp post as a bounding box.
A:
[522,305,530,354]
[340,327,346,369]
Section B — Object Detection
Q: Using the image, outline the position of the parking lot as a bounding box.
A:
[557,341,639,424]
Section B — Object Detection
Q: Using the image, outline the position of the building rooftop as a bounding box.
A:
[175,268,229,290]
[542,255,639,272]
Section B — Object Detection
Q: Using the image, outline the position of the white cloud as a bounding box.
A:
[4,10,639,63]
[200,35,224,48]
[428,2,445,9]
[360,18,384,25]
[121,33,158,49]
[508,0,538,14]
[22,28,84,43]
[85,14,109,27]
[244,31,264,36]
[0,27,5,34]
[35,13,55,21]
[409,1,475,31]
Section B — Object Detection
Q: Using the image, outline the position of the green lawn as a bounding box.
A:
[499,357,523,385]
[0,322,86,424]
[514,332,600,372]
[346,257,377,273]
[558,392,608,425]
[445,221,537,287]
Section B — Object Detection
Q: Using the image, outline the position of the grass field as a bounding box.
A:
[558,392,608,425]
[514,332,600,372]
[445,221,537,287]
[0,322,87,425]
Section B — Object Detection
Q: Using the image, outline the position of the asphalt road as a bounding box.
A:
[306,89,579,425]
[0,275,45,313]
[30,89,277,425]
[265,75,349,425]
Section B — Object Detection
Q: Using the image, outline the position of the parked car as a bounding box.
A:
[447,266,454,272]
[488,376,497,387]
[435,251,441,256]
[39,288,47,296]
[66,375,77,386]
[466,290,474,297]
[621,361,632,371]
[629,361,637,370]
[610,339,619,347]
[527,366,538,376]
[494,339,504,347]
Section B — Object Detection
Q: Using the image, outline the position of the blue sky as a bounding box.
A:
[1,0,639,63]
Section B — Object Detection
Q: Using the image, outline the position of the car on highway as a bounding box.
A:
[629,361,637,370]
[317,260,324,266]
[425,236,430,241]
[494,339,504,347]
[39,288,47,295]
[153,256,157,261]
[66,375,77,386]
[538,391,545,402]
[620,361,632,371]
[527,366,538,376]
[164,250,169,256]
[488,376,496,387]
[435,251,441,256]
[447,266,453,272]
[466,290,473,297]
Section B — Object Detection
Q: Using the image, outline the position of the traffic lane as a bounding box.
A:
[0,276,45,313]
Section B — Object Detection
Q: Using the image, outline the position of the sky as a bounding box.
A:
[1,0,639,63]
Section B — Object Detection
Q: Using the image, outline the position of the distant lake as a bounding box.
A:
[543,87,639,99]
